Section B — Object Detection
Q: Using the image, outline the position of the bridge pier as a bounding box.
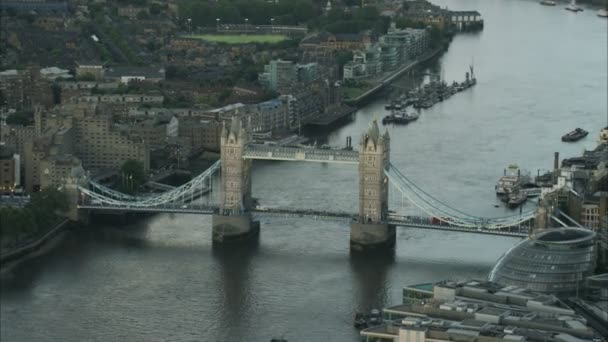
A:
[212,213,260,243]
[350,222,395,251]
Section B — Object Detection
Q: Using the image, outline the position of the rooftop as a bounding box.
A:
[104,66,165,79]
[368,278,601,342]
[535,228,595,244]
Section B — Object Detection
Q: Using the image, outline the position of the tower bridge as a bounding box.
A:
[73,118,541,249]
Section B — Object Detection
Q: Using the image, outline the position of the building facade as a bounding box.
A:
[72,113,149,172]
[358,121,390,223]
[258,59,297,92]
[219,118,252,214]
[0,145,20,193]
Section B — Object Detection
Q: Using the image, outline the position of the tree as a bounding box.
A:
[28,187,69,229]
[165,65,189,80]
[6,111,34,126]
[136,10,149,20]
[51,84,62,104]
[149,3,162,15]
[335,50,353,78]
[120,159,146,194]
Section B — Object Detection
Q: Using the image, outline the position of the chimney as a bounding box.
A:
[554,152,559,171]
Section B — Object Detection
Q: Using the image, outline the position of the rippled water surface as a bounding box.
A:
[1,0,606,341]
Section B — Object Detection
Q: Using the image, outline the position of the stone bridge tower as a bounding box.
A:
[351,120,395,250]
[212,117,259,242]
[64,164,89,223]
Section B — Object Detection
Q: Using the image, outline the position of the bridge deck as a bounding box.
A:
[78,204,217,215]
[78,205,528,237]
[243,145,359,164]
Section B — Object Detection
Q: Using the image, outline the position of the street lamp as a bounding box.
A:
[245,18,248,33]
[271,18,275,33]
[216,18,220,32]
[187,18,192,35]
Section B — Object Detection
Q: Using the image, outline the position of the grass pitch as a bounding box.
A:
[184,34,289,44]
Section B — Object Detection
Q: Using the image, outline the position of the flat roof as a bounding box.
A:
[406,283,434,292]
[477,307,508,316]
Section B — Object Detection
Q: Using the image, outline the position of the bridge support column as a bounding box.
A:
[350,222,395,251]
[351,120,395,251]
[212,213,259,243]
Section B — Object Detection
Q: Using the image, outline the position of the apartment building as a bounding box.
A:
[0,145,20,193]
[72,113,149,172]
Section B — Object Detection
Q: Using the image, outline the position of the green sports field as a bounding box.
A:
[183,34,289,44]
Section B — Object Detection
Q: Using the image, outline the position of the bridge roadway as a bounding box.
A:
[78,203,218,215]
[254,209,528,237]
[243,144,359,164]
[78,203,528,237]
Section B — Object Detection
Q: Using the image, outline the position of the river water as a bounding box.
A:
[1,1,606,341]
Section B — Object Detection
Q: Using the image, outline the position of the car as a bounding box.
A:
[181,205,188,209]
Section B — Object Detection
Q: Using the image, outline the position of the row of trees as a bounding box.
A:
[0,188,69,246]
[177,0,320,27]
[311,7,390,34]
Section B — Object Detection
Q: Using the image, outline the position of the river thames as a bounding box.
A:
[1,0,606,341]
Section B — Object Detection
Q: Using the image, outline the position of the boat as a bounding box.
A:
[368,309,382,326]
[354,312,367,329]
[382,111,418,125]
[495,165,531,196]
[522,183,542,197]
[507,190,527,208]
[561,128,588,142]
[406,111,420,121]
[540,0,556,5]
[598,9,608,17]
[599,126,608,143]
[565,0,583,11]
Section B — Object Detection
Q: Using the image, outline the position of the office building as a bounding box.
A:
[362,279,602,342]
[489,228,597,294]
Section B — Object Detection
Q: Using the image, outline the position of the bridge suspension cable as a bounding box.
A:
[385,162,535,229]
[79,161,221,207]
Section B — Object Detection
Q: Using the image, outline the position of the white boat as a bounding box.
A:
[598,9,608,17]
[599,126,608,144]
[495,165,531,196]
[540,0,556,5]
[565,0,583,12]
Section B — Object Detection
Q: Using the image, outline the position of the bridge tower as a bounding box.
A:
[64,164,89,223]
[351,120,395,250]
[212,117,259,242]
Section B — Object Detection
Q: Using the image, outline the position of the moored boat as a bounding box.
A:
[598,9,608,17]
[382,110,419,125]
[507,190,527,208]
[522,183,542,197]
[599,126,608,143]
[368,309,382,326]
[495,165,531,196]
[561,128,588,142]
[354,312,367,329]
[565,0,583,11]
[540,0,556,5]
